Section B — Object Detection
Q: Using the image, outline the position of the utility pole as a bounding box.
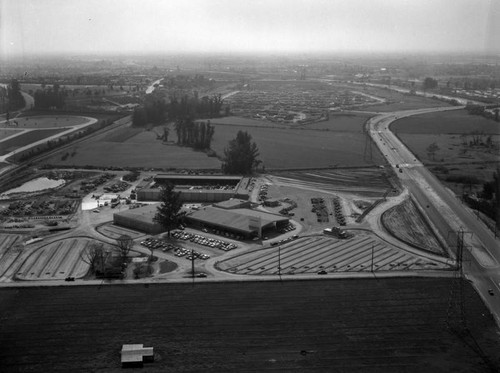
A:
[371,243,375,273]
[191,249,195,280]
[446,229,471,332]
[278,245,282,280]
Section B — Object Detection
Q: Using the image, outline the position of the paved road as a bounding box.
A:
[368,107,500,324]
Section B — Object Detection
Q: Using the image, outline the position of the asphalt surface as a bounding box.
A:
[367,107,500,325]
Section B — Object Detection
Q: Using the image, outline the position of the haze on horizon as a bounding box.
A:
[1,0,499,59]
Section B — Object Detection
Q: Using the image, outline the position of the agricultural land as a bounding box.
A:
[1,278,499,372]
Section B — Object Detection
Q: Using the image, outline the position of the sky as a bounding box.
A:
[1,0,499,57]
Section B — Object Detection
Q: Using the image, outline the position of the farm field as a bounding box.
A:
[392,109,500,134]
[14,237,94,281]
[217,234,450,276]
[0,278,499,372]
[0,128,67,155]
[211,124,385,169]
[382,198,446,256]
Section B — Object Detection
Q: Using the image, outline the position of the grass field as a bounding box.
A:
[3,115,89,129]
[0,129,67,155]
[0,128,23,140]
[43,116,385,169]
[211,124,385,169]
[392,110,500,134]
[355,86,452,112]
[382,198,446,256]
[0,278,498,372]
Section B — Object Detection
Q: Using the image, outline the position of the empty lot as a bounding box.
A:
[0,278,498,372]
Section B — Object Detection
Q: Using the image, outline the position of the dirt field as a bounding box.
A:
[382,198,446,256]
[0,278,498,372]
[217,234,450,275]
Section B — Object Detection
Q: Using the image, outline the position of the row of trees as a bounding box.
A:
[34,83,66,109]
[1,79,25,113]
[174,119,214,149]
[132,94,225,128]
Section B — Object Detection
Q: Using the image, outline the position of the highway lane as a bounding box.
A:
[367,107,500,324]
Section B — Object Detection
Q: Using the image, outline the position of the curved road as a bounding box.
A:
[367,107,500,325]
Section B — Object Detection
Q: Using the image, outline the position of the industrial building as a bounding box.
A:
[137,174,250,202]
[113,204,164,234]
[113,197,290,238]
[185,205,290,238]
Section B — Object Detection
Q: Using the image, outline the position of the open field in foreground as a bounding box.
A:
[0,278,499,372]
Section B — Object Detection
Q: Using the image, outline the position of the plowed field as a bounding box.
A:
[0,278,498,372]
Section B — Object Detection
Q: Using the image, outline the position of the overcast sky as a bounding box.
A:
[1,0,499,57]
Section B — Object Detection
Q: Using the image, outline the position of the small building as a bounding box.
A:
[121,344,154,368]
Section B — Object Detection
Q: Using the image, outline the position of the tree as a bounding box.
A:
[116,234,133,262]
[222,130,261,175]
[79,242,105,274]
[423,77,438,91]
[426,142,440,161]
[153,183,183,238]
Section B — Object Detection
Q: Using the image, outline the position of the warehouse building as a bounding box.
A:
[113,204,164,234]
[137,174,250,202]
[185,205,290,238]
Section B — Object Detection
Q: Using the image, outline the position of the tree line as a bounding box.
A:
[132,93,225,128]
[34,83,66,109]
[174,118,214,150]
[1,79,26,113]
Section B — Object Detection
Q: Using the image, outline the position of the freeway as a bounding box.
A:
[367,107,500,324]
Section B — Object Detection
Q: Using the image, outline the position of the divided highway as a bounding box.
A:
[367,107,500,324]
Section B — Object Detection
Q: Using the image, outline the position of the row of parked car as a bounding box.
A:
[171,231,238,251]
[258,184,269,201]
[332,196,346,226]
[173,247,210,260]
[140,237,211,260]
